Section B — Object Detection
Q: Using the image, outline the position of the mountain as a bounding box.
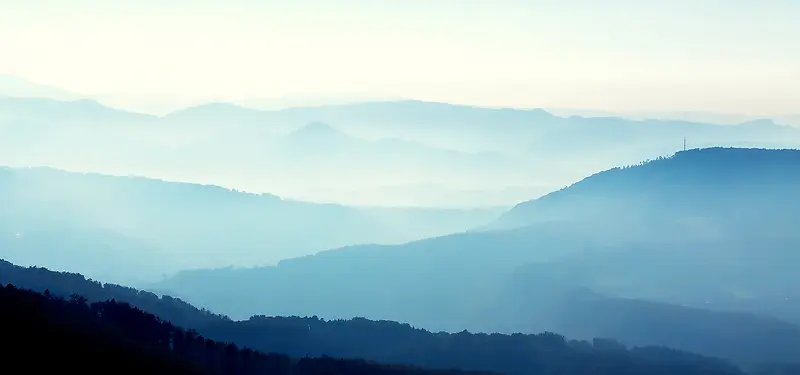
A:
[314,184,551,209]
[482,264,800,365]
[486,148,800,321]
[261,121,521,192]
[2,285,212,375]
[153,148,800,364]
[491,147,800,230]
[0,74,84,101]
[0,166,501,284]
[161,102,269,128]
[278,121,362,153]
[0,96,154,124]
[0,259,754,375]
[154,240,800,366]
[152,100,800,193]
[2,283,497,375]
[0,98,547,207]
[255,101,800,161]
[0,97,160,169]
[230,100,560,155]
[5,96,800,207]
[546,108,800,128]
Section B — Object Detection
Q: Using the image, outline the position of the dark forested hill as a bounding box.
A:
[2,286,212,375]
[0,284,497,375]
[0,259,754,375]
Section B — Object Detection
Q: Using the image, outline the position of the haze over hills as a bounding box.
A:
[0,166,503,284]
[5,73,796,130]
[261,121,522,193]
[546,108,800,128]
[4,1,799,373]
[490,147,800,230]
[3,92,800,206]
[235,93,399,111]
[152,148,800,361]
[0,74,85,101]
[1,271,503,375]
[1,258,787,374]
[0,96,561,206]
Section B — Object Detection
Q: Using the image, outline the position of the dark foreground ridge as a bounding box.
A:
[0,259,765,375]
[0,283,493,375]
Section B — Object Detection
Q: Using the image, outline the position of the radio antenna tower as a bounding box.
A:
[683,137,687,151]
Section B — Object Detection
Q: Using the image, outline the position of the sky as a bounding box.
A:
[0,0,798,115]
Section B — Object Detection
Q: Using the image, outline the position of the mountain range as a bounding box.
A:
[0,258,780,375]
[547,107,800,128]
[3,76,800,371]
[2,118,799,371]
[4,82,800,206]
[0,166,503,284]
[150,148,800,365]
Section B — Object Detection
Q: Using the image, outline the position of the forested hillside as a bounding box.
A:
[150,148,800,366]
[0,283,493,375]
[0,259,767,375]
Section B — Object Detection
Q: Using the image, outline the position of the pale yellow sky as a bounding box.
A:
[1,0,797,115]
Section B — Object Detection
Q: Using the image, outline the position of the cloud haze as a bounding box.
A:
[1,0,797,115]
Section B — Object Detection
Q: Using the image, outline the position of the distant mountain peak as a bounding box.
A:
[162,101,263,119]
[287,121,351,140]
[294,121,337,134]
[71,98,104,107]
[279,122,364,153]
[737,118,779,128]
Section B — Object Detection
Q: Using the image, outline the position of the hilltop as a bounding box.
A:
[491,147,800,230]
[154,148,800,364]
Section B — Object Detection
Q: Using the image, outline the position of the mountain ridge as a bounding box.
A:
[0,165,503,283]
[490,147,800,230]
[152,148,800,362]
[0,258,761,375]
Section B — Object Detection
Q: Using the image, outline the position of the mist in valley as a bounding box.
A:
[1,1,799,374]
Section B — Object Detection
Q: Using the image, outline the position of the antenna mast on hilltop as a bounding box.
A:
[683,137,687,151]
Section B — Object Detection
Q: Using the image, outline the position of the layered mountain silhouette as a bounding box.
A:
[153,148,800,365]
[486,148,800,322]
[261,121,518,191]
[0,281,500,375]
[0,166,501,284]
[162,102,269,128]
[2,83,799,372]
[0,259,769,375]
[5,96,800,207]
[491,147,800,230]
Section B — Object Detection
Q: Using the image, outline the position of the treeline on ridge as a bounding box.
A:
[0,259,758,375]
[1,283,492,375]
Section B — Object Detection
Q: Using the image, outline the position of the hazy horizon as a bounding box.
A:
[1,0,798,117]
[2,2,800,373]
[2,74,798,129]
